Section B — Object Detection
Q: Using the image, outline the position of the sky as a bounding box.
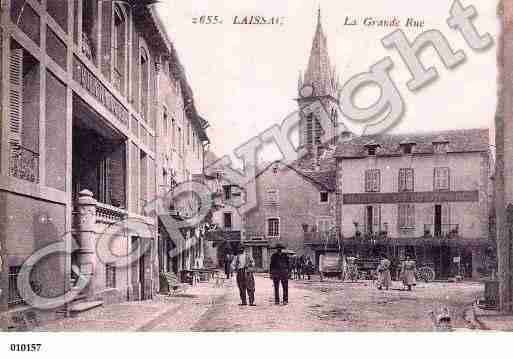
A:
[156,0,499,165]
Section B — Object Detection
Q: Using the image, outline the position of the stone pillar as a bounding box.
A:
[76,189,97,296]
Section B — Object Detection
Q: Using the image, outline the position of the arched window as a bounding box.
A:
[139,46,149,121]
[113,4,127,94]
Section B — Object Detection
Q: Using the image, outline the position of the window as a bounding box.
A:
[320,191,329,203]
[365,205,381,234]
[162,108,168,137]
[366,145,379,156]
[433,142,449,154]
[8,44,40,183]
[365,169,380,192]
[223,185,231,201]
[139,47,149,120]
[105,263,116,288]
[267,218,280,237]
[8,266,23,307]
[306,114,313,145]
[81,0,97,61]
[402,144,414,154]
[398,204,415,229]
[97,157,111,204]
[317,218,333,232]
[223,212,233,229]
[187,121,190,145]
[398,168,414,192]
[113,5,126,94]
[434,167,450,191]
[266,189,279,204]
[178,127,182,156]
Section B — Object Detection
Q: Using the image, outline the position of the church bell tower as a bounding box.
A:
[297,8,342,157]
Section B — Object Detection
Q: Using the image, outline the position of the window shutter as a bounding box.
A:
[407,204,415,227]
[9,48,23,146]
[434,168,440,190]
[442,168,450,190]
[399,169,405,191]
[398,205,404,228]
[406,169,414,191]
[428,204,435,225]
[373,205,381,231]
[374,170,380,192]
[442,203,450,225]
[365,171,370,192]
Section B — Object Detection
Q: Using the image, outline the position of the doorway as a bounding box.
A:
[253,247,263,269]
[139,251,146,300]
[434,205,442,236]
[437,245,451,279]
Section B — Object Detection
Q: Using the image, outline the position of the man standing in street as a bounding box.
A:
[270,243,289,305]
[231,244,256,306]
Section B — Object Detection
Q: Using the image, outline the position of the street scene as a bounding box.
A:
[35,275,487,332]
[0,0,512,340]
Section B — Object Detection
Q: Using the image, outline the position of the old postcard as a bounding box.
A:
[0,0,508,357]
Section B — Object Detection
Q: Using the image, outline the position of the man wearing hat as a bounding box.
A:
[231,244,256,306]
[270,243,290,305]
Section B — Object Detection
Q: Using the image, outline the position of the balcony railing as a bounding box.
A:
[423,224,459,238]
[9,143,39,183]
[96,202,127,224]
[304,231,340,246]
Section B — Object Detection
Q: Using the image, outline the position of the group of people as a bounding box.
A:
[225,243,291,306]
[376,254,417,291]
[290,255,314,280]
[225,244,418,306]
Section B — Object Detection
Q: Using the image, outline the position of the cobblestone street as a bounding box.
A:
[36,274,485,332]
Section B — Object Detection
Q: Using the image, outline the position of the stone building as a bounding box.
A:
[199,152,248,268]
[0,0,209,325]
[242,9,346,270]
[244,161,337,270]
[334,129,492,280]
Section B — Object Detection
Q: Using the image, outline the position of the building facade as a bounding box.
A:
[334,129,492,280]
[0,0,209,326]
[244,161,337,270]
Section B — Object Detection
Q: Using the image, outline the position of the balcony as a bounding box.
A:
[9,143,39,183]
[424,224,459,239]
[304,230,341,248]
[96,202,127,224]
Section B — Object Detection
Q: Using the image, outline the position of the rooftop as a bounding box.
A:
[334,128,490,159]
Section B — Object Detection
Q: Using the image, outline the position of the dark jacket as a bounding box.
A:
[270,252,289,277]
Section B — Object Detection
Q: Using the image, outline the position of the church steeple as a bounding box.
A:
[302,7,339,99]
[297,9,342,157]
